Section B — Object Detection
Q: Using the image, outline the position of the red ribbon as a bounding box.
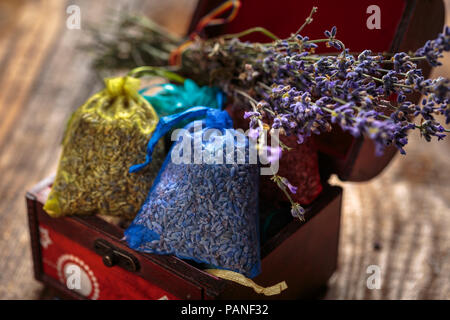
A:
[169,0,241,66]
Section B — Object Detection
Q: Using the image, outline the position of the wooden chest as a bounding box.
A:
[26,0,444,300]
[27,177,342,300]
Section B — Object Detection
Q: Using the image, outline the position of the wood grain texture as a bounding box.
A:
[0,0,149,300]
[0,0,448,300]
[323,1,450,299]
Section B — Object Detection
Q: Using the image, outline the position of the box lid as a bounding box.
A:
[188,0,445,181]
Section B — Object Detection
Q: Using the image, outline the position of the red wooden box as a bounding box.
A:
[26,0,444,300]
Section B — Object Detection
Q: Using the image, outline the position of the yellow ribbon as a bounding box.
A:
[205,269,288,296]
[105,76,141,99]
[90,76,158,134]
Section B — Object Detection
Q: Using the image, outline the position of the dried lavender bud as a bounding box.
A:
[228,105,323,206]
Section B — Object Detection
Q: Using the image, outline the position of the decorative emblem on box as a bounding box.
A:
[39,226,53,249]
[56,254,100,300]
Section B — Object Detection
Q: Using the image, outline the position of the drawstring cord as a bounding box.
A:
[169,0,242,66]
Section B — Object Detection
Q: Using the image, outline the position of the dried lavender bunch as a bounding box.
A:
[84,13,181,72]
[171,14,449,220]
[85,11,449,156]
[91,8,449,220]
[180,23,450,156]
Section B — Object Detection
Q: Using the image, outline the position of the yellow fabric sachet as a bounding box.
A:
[44,76,165,220]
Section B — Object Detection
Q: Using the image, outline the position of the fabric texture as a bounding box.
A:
[125,106,261,278]
[140,79,223,117]
[44,76,165,219]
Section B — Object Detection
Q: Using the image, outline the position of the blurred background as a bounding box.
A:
[0,0,448,299]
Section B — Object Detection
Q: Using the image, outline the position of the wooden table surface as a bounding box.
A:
[0,0,448,300]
